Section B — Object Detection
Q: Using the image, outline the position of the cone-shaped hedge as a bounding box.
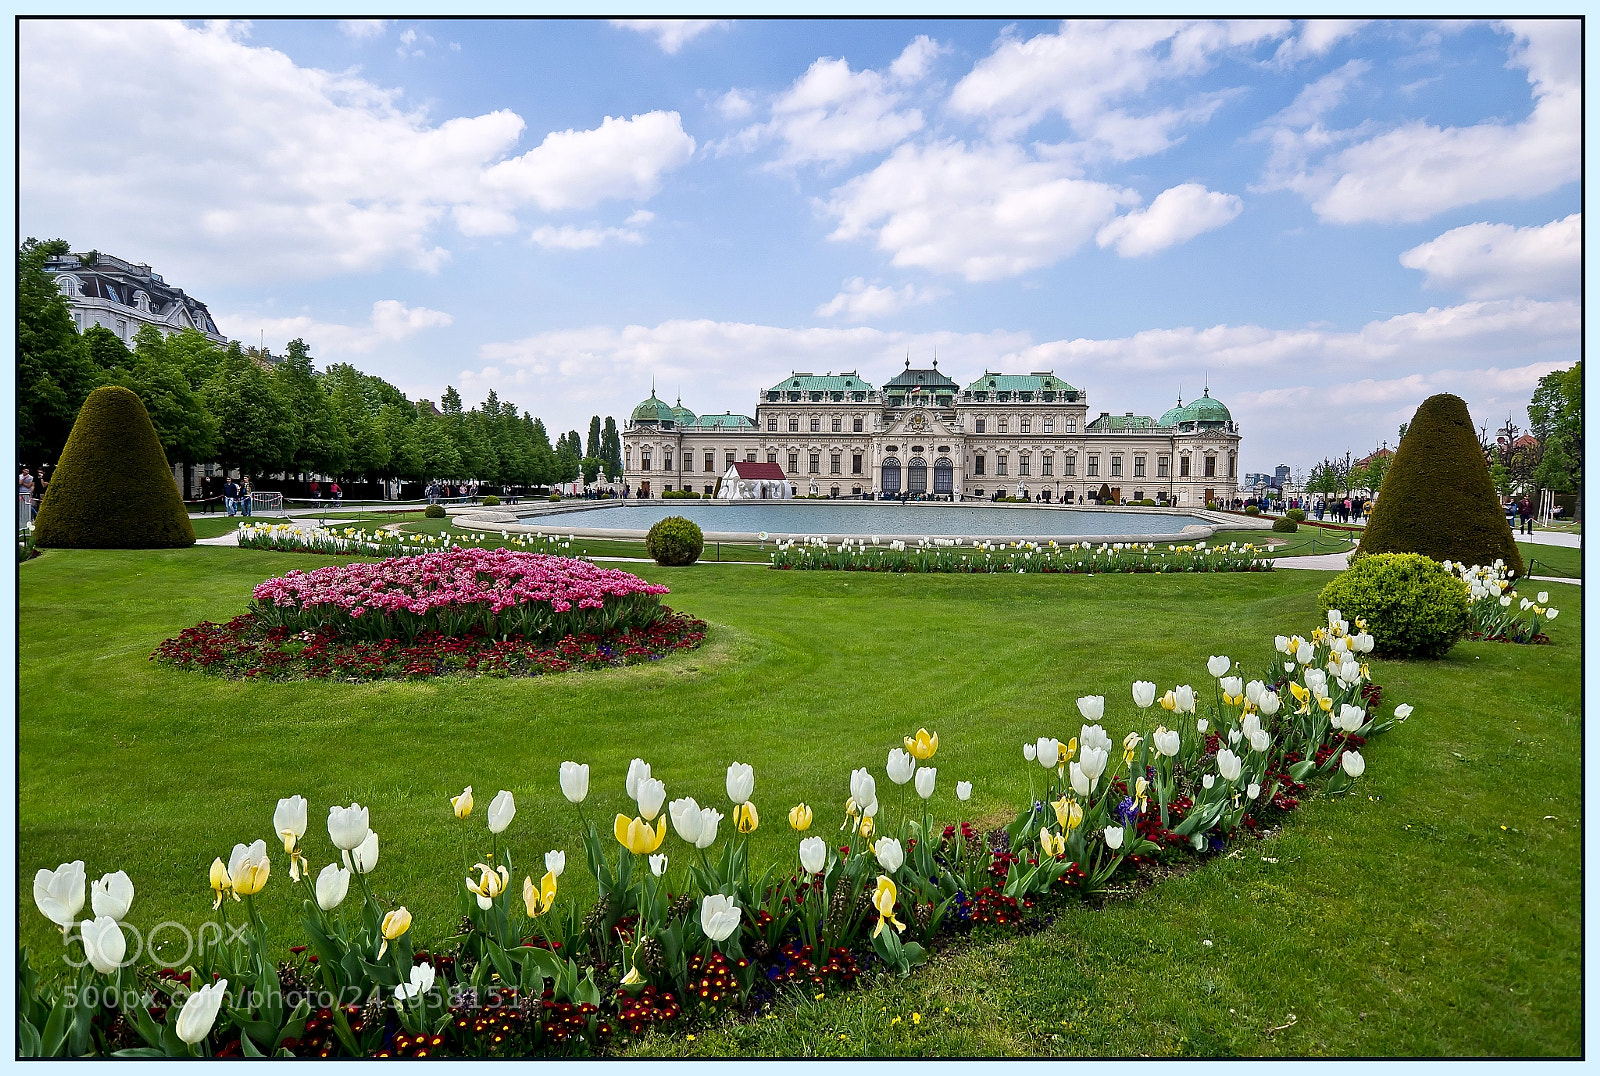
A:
[32,385,195,548]
[1357,393,1521,574]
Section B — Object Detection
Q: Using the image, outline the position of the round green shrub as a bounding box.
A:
[646,515,703,566]
[424,504,446,519]
[548,493,561,502]
[32,385,195,548]
[1205,501,1218,511]
[1140,499,1156,507]
[1245,505,1260,516]
[1286,508,1306,522]
[1318,552,1470,659]
[481,494,501,506]
[1272,517,1298,533]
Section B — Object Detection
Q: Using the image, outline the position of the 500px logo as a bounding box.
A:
[60,919,249,971]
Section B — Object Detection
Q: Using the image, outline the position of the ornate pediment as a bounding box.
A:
[881,406,961,439]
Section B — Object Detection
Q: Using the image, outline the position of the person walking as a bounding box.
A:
[19,467,34,530]
[1519,497,1534,535]
[224,478,238,516]
[331,481,342,507]
[241,477,253,518]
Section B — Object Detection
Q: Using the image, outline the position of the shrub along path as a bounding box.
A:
[17,548,1579,1056]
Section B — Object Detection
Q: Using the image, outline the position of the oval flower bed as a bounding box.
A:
[51,613,1409,1058]
[769,537,1271,574]
[153,550,703,682]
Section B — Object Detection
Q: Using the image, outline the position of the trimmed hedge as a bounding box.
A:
[1358,393,1523,575]
[481,495,501,506]
[32,386,195,549]
[1318,552,1470,659]
[424,504,447,519]
[646,515,703,566]
[1245,505,1260,516]
[1286,508,1306,522]
[1272,517,1298,533]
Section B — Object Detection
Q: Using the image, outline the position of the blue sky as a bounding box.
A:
[19,18,1579,472]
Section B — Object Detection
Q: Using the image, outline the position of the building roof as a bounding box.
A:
[1157,388,1233,428]
[730,461,786,480]
[45,250,225,341]
[669,398,697,426]
[766,372,875,392]
[1087,412,1156,431]
[883,361,958,391]
[630,392,677,425]
[963,371,1077,394]
[690,412,756,428]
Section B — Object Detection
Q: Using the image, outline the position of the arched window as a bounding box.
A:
[933,457,953,494]
[907,457,928,494]
[881,457,902,494]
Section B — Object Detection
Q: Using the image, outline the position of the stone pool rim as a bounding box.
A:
[446,500,1271,547]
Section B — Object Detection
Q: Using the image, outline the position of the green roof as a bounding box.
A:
[884,365,958,391]
[766,372,875,393]
[963,372,1076,393]
[1157,389,1233,428]
[1087,413,1156,432]
[689,412,755,429]
[630,392,676,425]
[669,400,697,425]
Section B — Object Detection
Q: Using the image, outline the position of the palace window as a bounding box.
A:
[788,451,799,472]
[1087,455,1099,477]
[1229,454,1237,478]
[1066,418,1077,434]
[768,450,778,464]
[1158,455,1169,478]
[997,454,1009,476]
[1019,453,1031,476]
[975,419,986,434]
[1180,455,1191,477]
[788,417,799,432]
[1020,418,1031,434]
[852,453,863,474]
[1064,455,1076,477]
[641,452,651,471]
[809,452,821,474]
[725,451,737,469]
[1205,455,1216,478]
[1042,453,1054,477]
[704,452,715,472]
[768,417,777,431]
[746,451,757,462]
[1134,455,1146,478]
[853,417,863,433]
[1044,418,1054,434]
[624,446,632,468]
[1110,455,1122,478]
[830,453,841,474]
[998,418,1009,434]
[663,449,673,471]
[974,454,986,476]
[832,417,841,433]
[810,417,821,433]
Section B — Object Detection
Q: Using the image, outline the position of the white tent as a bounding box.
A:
[716,461,792,500]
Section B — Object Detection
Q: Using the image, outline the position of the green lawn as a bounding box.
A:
[1517,541,1582,580]
[18,548,1580,1056]
[1219,526,1362,559]
[187,515,290,539]
[401,516,775,562]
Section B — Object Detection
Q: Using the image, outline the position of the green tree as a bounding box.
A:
[1528,361,1581,519]
[416,408,462,479]
[601,416,623,479]
[324,363,390,480]
[273,339,349,477]
[203,352,294,478]
[82,324,132,373]
[101,325,219,465]
[528,417,556,487]
[376,403,423,482]
[555,431,582,485]
[582,456,602,485]
[586,415,602,460]
[18,238,99,466]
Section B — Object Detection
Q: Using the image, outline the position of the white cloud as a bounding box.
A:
[215,300,452,357]
[483,111,695,211]
[715,88,755,120]
[1269,19,1369,66]
[609,19,730,54]
[826,140,1139,280]
[949,20,1287,155]
[1400,214,1579,300]
[338,19,389,40]
[814,277,942,321]
[1095,183,1242,257]
[888,34,945,82]
[746,44,930,168]
[1261,20,1579,224]
[19,21,695,284]
[530,224,645,250]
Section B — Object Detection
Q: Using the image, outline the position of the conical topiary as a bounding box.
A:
[32,385,196,548]
[1357,393,1521,575]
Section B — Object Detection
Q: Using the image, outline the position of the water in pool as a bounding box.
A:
[517,502,1212,537]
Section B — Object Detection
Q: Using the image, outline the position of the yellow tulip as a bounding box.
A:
[1223,692,1243,707]
[788,803,813,831]
[379,907,411,957]
[523,871,557,917]
[904,728,939,761]
[858,813,875,841]
[1318,695,1334,713]
[1159,690,1177,711]
[613,814,667,855]
[735,801,760,834]
[465,863,508,907]
[871,875,905,937]
[451,786,473,819]
[209,857,233,909]
[1040,829,1065,858]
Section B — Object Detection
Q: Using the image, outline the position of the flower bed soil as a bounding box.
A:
[152,608,707,682]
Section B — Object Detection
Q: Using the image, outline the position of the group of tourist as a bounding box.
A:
[223,478,255,517]
[1313,497,1368,523]
[18,466,45,530]
[307,480,342,506]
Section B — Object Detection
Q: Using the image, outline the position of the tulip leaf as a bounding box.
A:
[356,956,401,988]
[240,1029,267,1057]
[39,993,68,1058]
[487,942,516,986]
[1288,759,1318,781]
[575,971,602,1007]
[274,998,310,1050]
[18,1014,42,1058]
[329,1004,361,1056]
[512,945,565,985]
[110,1047,169,1058]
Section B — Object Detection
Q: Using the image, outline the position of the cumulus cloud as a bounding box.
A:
[715,88,755,120]
[825,140,1139,280]
[338,19,390,40]
[1259,20,1579,223]
[1400,214,1579,300]
[814,278,943,321]
[949,20,1287,155]
[1269,19,1369,66]
[214,300,452,357]
[610,19,730,54]
[19,20,695,284]
[1095,183,1242,257]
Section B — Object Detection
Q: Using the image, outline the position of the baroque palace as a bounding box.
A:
[622,361,1241,506]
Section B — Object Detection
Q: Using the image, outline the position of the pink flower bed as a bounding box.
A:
[249,548,670,643]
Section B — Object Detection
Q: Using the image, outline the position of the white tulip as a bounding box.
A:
[886,748,917,785]
[1103,826,1125,851]
[1220,676,1243,698]
[1152,728,1180,757]
[799,836,827,874]
[915,767,937,800]
[545,850,566,878]
[1202,774,1216,790]
[1207,655,1231,677]
[726,762,754,805]
[1342,750,1366,778]
[1173,685,1197,714]
[1245,680,1266,706]
[342,830,379,875]
[851,768,877,808]
[695,807,723,850]
[315,863,350,910]
[1077,695,1105,721]
[1258,693,1281,717]
[488,791,516,834]
[1022,742,1037,762]
[80,915,126,973]
[1216,748,1243,783]
[1546,609,1560,621]
[1538,591,1549,604]
[1337,704,1365,733]
[1247,783,1261,800]
[669,798,704,844]
[274,795,308,854]
[625,758,651,800]
[1273,635,1290,653]
[634,778,666,822]
[1249,728,1270,753]
[1304,668,1327,694]
[874,837,905,872]
[1196,718,1209,734]
[90,871,134,922]
[175,978,228,1044]
[1131,681,1157,709]
[1227,728,1242,745]
[956,780,973,801]
[1326,608,1342,627]
[395,962,436,1002]
[34,861,86,929]
[1500,595,1512,607]
[1356,633,1374,653]
[1394,704,1414,722]
[700,894,741,942]
[327,804,370,851]
[228,840,269,888]
[1296,641,1314,664]
[1069,761,1092,798]
[559,761,590,804]
[1078,745,1108,782]
[1241,711,1262,740]
[650,854,668,877]
[1080,724,1113,755]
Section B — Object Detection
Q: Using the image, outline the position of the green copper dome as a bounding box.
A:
[1158,389,1232,429]
[1186,388,1232,424]
[630,392,676,425]
[669,397,697,426]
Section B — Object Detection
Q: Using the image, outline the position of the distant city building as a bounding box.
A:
[43,250,226,346]
[622,360,1242,506]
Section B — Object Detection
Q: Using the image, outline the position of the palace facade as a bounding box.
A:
[44,250,227,346]
[622,361,1241,506]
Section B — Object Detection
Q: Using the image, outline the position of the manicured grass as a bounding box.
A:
[400,517,775,562]
[1516,541,1581,580]
[1216,525,1361,559]
[18,548,1580,1056]
[187,515,289,539]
